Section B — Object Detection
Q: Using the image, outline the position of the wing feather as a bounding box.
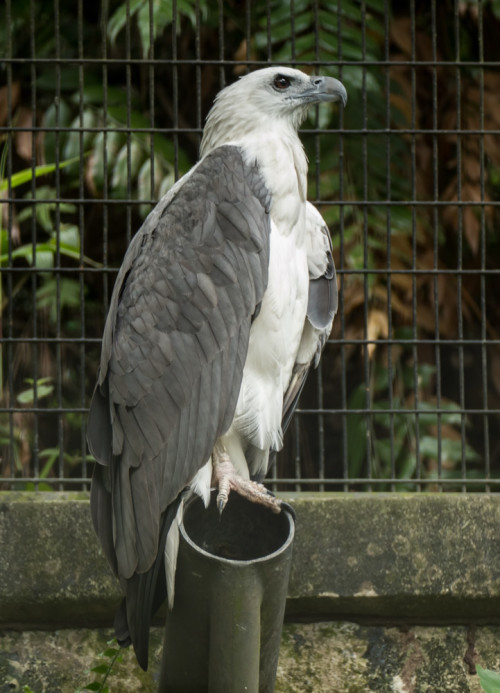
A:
[131,463,160,573]
[279,203,338,437]
[88,146,271,664]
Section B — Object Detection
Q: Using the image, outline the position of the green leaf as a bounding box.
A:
[73,84,127,108]
[36,277,82,324]
[107,0,145,45]
[347,384,369,477]
[91,664,111,675]
[477,665,500,693]
[42,99,73,163]
[2,243,55,269]
[17,186,77,232]
[62,111,99,170]
[38,448,59,479]
[373,437,395,471]
[419,436,479,465]
[106,105,190,170]
[111,141,144,196]
[0,156,83,192]
[33,249,54,269]
[416,400,464,428]
[397,451,418,480]
[17,378,54,404]
[81,683,102,692]
[0,239,100,269]
[58,225,81,252]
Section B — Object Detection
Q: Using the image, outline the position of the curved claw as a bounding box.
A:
[212,443,282,514]
[216,474,230,515]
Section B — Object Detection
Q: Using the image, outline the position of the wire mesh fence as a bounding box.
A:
[1,0,499,492]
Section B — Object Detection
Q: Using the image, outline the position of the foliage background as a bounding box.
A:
[1,0,499,490]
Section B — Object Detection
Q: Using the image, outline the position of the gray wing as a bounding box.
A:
[280,205,337,436]
[88,145,271,648]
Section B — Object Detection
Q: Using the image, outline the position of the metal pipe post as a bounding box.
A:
[158,490,295,692]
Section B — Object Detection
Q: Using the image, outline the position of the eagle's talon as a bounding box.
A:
[216,484,229,515]
[212,444,282,514]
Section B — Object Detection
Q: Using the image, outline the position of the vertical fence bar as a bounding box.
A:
[245,0,252,66]
[195,0,202,152]
[149,0,155,203]
[384,0,395,491]
[172,0,180,180]
[360,0,372,488]
[5,0,15,482]
[293,417,302,492]
[336,0,348,492]
[101,0,110,317]
[431,0,442,491]
[477,1,490,491]
[29,0,40,487]
[265,0,272,63]
[125,0,133,243]
[3,0,9,471]
[312,0,325,491]
[217,0,225,86]
[409,0,420,487]
[78,0,88,487]
[54,0,64,489]
[453,0,467,493]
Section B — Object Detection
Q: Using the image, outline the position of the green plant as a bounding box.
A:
[43,84,191,219]
[0,156,79,194]
[0,151,91,403]
[16,377,54,405]
[0,415,25,479]
[78,639,123,693]
[346,352,480,489]
[2,0,498,488]
[0,156,98,273]
[477,665,500,693]
[0,145,101,484]
[107,0,203,56]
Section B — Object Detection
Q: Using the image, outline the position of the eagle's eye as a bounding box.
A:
[273,74,292,90]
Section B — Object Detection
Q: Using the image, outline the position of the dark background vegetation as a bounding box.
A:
[1,0,499,491]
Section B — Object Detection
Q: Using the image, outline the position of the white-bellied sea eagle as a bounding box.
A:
[87,66,347,670]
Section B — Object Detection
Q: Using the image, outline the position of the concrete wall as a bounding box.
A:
[1,492,499,691]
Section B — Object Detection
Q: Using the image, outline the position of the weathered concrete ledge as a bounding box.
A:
[1,491,499,628]
[286,492,500,623]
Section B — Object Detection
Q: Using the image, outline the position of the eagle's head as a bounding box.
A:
[200,66,347,157]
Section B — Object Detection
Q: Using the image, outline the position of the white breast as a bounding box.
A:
[220,134,309,479]
[221,214,309,479]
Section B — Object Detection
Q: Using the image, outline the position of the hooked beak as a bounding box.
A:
[300,75,348,107]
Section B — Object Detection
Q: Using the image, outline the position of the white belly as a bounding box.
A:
[221,220,308,477]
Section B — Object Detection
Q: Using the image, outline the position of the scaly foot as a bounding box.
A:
[212,442,281,515]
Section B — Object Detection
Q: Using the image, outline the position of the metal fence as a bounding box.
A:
[1,0,499,492]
